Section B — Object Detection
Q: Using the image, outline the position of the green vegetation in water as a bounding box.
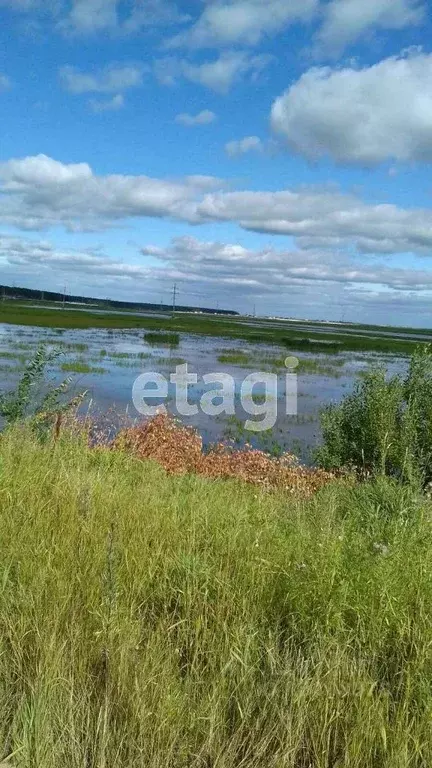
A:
[217,351,253,365]
[61,360,106,374]
[0,345,85,429]
[0,350,28,363]
[221,414,286,456]
[68,342,88,353]
[156,356,187,366]
[0,301,423,354]
[144,331,180,347]
[0,426,431,764]
[217,349,344,377]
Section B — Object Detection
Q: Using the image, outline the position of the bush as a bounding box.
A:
[0,344,86,435]
[316,346,432,485]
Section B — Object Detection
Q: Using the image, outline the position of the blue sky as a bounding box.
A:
[1,0,432,325]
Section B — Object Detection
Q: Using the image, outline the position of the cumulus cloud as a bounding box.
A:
[225,136,263,156]
[155,51,271,93]
[175,109,216,126]
[89,94,125,113]
[166,0,318,49]
[3,153,432,261]
[61,0,186,35]
[0,233,163,301]
[59,64,144,94]
[63,0,118,33]
[2,231,432,321]
[0,154,222,231]
[271,52,432,166]
[195,187,432,255]
[138,234,432,320]
[0,0,187,35]
[316,0,425,55]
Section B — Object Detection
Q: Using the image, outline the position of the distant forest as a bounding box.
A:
[0,285,238,317]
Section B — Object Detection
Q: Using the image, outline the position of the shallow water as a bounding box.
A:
[0,323,407,463]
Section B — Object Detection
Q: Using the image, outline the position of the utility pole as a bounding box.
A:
[62,286,66,309]
[172,283,177,316]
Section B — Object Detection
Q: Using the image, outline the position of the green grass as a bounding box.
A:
[144,331,181,347]
[217,350,345,377]
[0,426,431,765]
[0,351,28,363]
[61,360,106,374]
[0,301,424,354]
[156,356,186,366]
[217,351,253,365]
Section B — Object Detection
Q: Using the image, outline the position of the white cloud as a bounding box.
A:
[225,136,263,156]
[0,73,11,90]
[0,154,222,231]
[196,187,432,255]
[59,64,144,94]
[271,52,432,165]
[0,233,162,301]
[89,94,125,113]
[156,51,271,93]
[2,231,432,321]
[180,50,271,93]
[136,234,432,321]
[175,109,216,126]
[64,0,118,33]
[0,0,187,35]
[166,0,318,49]
[3,154,432,263]
[316,0,425,55]
[61,0,186,34]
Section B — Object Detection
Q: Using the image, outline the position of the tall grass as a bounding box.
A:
[316,345,432,485]
[0,426,432,766]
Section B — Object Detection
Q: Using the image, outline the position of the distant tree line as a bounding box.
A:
[0,284,238,317]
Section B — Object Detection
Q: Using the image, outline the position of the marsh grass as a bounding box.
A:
[144,332,180,347]
[217,351,253,365]
[61,360,106,375]
[0,426,431,765]
[0,351,28,363]
[0,302,421,355]
[217,349,345,377]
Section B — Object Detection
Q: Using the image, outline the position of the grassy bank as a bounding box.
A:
[0,426,431,766]
[0,301,424,354]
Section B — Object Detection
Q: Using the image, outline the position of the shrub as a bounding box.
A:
[0,345,86,434]
[316,345,432,485]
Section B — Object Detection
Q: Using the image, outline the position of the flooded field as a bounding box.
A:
[0,323,407,463]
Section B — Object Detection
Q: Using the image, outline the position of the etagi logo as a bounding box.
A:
[132,357,299,432]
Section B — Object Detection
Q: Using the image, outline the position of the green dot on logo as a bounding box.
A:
[285,356,299,369]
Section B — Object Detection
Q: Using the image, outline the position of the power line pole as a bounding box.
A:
[62,286,66,309]
[172,283,177,316]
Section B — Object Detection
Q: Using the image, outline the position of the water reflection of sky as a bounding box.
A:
[0,323,408,464]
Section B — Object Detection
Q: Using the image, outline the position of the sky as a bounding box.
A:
[1,0,432,325]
